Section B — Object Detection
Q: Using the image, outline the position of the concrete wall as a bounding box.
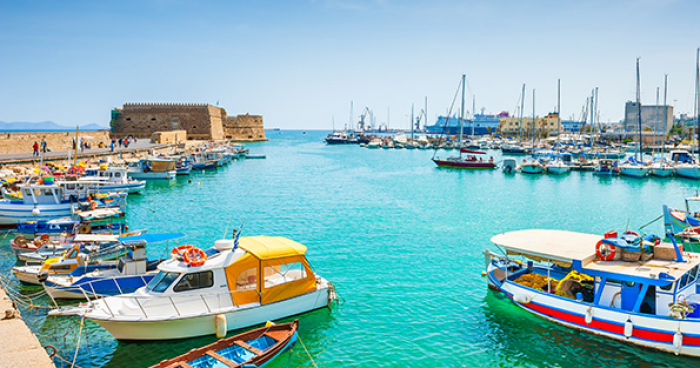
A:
[224,114,267,141]
[624,102,673,133]
[0,131,111,155]
[151,130,187,144]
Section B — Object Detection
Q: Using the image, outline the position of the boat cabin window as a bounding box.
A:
[235,268,257,291]
[173,271,214,292]
[264,262,307,289]
[146,271,180,293]
[114,172,121,178]
[66,248,79,259]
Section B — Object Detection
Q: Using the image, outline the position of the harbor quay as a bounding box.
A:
[0,287,54,367]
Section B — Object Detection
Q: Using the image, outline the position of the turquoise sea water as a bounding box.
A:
[3,130,700,367]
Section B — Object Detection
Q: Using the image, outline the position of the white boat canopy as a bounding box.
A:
[73,234,119,242]
[491,229,599,267]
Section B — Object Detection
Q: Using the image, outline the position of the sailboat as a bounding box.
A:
[619,58,650,178]
[520,89,545,174]
[674,49,700,179]
[546,80,571,175]
[433,75,496,169]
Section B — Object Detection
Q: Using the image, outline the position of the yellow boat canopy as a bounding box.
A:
[238,236,307,260]
[225,236,316,306]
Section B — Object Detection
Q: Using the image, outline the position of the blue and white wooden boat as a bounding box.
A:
[485,229,700,357]
[82,166,146,194]
[190,152,217,170]
[127,158,177,180]
[149,320,298,368]
[0,183,125,227]
[41,233,183,300]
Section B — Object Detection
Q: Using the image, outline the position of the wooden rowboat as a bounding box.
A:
[149,320,299,368]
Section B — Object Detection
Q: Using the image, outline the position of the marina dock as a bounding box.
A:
[0,286,54,368]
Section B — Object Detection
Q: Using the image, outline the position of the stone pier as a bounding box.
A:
[0,287,54,367]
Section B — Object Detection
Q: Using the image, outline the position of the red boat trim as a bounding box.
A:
[501,290,700,346]
[460,148,487,154]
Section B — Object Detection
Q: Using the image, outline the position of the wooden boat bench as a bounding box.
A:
[234,340,263,355]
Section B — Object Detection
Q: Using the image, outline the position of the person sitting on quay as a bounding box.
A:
[32,142,39,157]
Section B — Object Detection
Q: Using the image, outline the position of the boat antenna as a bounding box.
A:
[532,88,536,158]
[222,214,234,239]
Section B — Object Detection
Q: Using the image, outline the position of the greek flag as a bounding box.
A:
[233,223,243,248]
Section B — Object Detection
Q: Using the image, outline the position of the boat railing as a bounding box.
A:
[92,288,252,318]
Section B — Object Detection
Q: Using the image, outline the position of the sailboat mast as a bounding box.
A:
[459,74,465,148]
[637,57,642,161]
[520,84,525,142]
[411,103,414,140]
[557,79,561,136]
[656,87,660,154]
[532,89,536,157]
[472,95,475,140]
[695,48,699,162]
[425,96,428,133]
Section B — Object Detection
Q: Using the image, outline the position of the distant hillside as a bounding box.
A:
[0,121,108,131]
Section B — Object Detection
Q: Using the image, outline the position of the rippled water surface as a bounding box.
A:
[3,130,700,367]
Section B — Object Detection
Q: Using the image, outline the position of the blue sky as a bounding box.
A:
[1,0,699,129]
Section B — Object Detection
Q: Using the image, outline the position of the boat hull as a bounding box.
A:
[619,167,649,178]
[0,202,74,227]
[493,279,700,357]
[432,159,496,169]
[675,167,700,179]
[545,165,570,175]
[87,288,331,340]
[650,167,674,177]
[520,164,544,174]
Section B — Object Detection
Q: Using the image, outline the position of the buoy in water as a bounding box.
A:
[198,182,201,185]
[188,179,192,183]
[265,321,276,327]
[481,271,487,277]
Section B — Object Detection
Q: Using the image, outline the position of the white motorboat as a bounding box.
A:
[545,159,571,175]
[649,157,674,177]
[50,236,336,340]
[367,139,381,149]
[520,159,545,174]
[671,150,700,179]
[618,158,649,178]
[502,158,518,173]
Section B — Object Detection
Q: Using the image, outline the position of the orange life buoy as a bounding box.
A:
[624,231,639,237]
[171,244,194,257]
[183,247,207,267]
[596,240,616,261]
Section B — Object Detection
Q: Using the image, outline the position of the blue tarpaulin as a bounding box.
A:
[120,233,185,244]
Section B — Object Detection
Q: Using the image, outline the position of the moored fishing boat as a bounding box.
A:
[149,320,298,368]
[50,235,336,340]
[127,158,177,180]
[432,148,496,169]
[484,228,700,357]
[593,159,616,175]
[82,166,146,194]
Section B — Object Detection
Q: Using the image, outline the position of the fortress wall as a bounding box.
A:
[224,114,267,141]
[111,103,225,139]
[0,131,111,155]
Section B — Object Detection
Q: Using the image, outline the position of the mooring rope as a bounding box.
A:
[297,335,320,368]
[70,316,85,368]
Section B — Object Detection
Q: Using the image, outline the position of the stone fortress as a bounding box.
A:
[110,103,267,141]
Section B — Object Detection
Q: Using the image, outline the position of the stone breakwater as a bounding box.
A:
[0,131,111,155]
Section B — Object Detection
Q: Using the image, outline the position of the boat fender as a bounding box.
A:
[32,208,40,216]
[37,270,49,283]
[624,319,633,339]
[674,330,683,355]
[513,293,532,304]
[585,307,593,325]
[215,314,227,338]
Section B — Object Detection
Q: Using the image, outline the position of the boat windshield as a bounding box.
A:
[146,271,180,293]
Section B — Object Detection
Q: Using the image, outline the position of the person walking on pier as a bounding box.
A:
[40,138,47,153]
[32,142,39,157]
